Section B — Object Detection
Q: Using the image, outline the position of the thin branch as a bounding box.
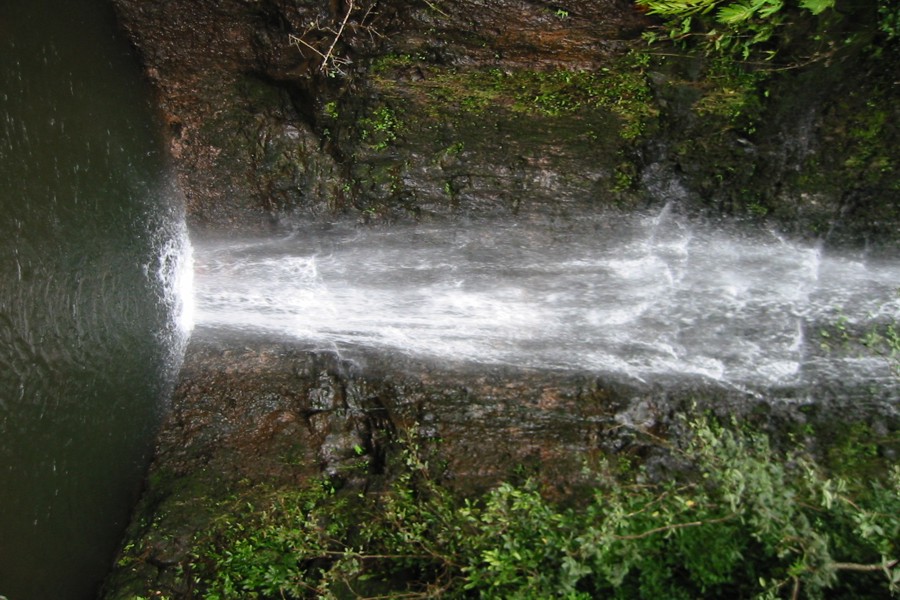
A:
[359,3,384,42]
[615,513,738,540]
[422,0,449,17]
[320,0,355,73]
[833,558,899,573]
[312,545,435,561]
[290,34,327,60]
[621,487,705,520]
[288,0,360,75]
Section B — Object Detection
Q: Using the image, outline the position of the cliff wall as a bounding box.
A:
[101,1,899,596]
[110,0,899,244]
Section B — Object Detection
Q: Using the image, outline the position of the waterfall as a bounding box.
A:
[191,212,900,393]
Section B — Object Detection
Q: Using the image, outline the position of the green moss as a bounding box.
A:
[322,100,339,120]
[842,101,895,183]
[692,58,768,133]
[443,141,464,156]
[746,198,769,216]
[370,52,417,74]
[369,52,658,142]
[613,161,637,192]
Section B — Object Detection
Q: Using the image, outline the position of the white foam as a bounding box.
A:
[190,217,900,388]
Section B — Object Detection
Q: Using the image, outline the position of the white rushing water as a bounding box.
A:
[158,212,196,340]
[192,210,900,389]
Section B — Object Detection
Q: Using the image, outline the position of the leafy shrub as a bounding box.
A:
[637,0,840,61]
[186,414,899,599]
[878,0,900,41]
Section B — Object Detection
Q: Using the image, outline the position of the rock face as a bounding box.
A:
[101,0,899,596]
[111,0,898,241]
[111,0,651,231]
[100,336,641,596]
[101,334,898,597]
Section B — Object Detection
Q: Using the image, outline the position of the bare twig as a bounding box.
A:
[785,557,899,600]
[290,34,327,60]
[320,0,354,74]
[614,513,738,541]
[422,0,449,17]
[833,558,899,573]
[288,0,361,76]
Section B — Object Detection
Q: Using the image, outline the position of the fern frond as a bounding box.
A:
[641,0,721,17]
[758,0,783,19]
[799,0,835,16]
[717,1,760,24]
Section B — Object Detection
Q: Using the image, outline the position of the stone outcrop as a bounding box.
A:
[111,0,898,243]
[111,0,652,231]
[100,334,899,598]
[101,336,646,596]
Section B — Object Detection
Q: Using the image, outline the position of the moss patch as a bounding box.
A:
[369,52,659,142]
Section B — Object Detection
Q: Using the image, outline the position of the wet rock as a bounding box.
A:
[110,0,898,243]
[100,332,898,598]
[110,0,654,230]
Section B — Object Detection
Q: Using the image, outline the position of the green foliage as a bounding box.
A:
[637,0,837,60]
[189,480,351,599]
[879,0,900,40]
[187,418,899,599]
[820,421,899,483]
[358,105,400,151]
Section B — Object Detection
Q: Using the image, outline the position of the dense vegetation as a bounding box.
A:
[169,413,899,600]
[638,0,899,62]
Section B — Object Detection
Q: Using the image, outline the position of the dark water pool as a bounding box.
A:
[0,1,190,598]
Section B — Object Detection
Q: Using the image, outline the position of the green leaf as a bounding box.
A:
[799,0,834,15]
[642,0,719,17]
[717,1,760,24]
[758,0,783,18]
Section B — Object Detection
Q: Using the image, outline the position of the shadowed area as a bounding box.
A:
[0,1,190,598]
